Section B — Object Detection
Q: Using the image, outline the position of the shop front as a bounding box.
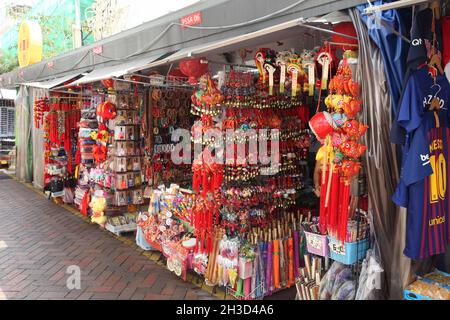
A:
[2,0,450,300]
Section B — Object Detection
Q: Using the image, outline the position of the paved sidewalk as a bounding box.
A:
[0,176,215,300]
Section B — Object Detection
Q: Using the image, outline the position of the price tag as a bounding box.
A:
[330,241,345,255]
[308,235,322,250]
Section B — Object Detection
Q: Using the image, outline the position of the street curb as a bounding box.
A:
[5,172,227,300]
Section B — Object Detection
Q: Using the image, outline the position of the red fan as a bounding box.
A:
[179,58,209,85]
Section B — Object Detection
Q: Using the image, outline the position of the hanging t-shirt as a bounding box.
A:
[392,67,450,260]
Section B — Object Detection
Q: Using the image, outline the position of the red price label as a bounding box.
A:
[180,11,202,28]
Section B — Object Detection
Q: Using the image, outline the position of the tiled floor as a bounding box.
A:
[0,176,216,300]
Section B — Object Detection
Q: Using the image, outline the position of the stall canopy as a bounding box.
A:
[69,54,161,86]
[133,18,306,71]
[131,14,353,73]
[19,73,82,90]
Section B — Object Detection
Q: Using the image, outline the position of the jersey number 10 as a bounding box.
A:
[429,154,447,203]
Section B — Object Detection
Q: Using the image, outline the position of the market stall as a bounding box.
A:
[22,0,450,300]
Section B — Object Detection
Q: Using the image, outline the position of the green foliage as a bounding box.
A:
[32,13,74,60]
[0,49,19,74]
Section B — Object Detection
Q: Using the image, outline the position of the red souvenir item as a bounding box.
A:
[315,58,368,243]
[93,144,108,163]
[309,112,335,140]
[96,101,117,123]
[179,57,209,85]
[342,120,368,139]
[167,68,187,84]
[339,140,366,159]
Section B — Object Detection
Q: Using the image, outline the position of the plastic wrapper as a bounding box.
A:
[332,280,356,300]
[332,267,353,295]
[356,249,384,300]
[405,280,450,300]
[319,261,346,300]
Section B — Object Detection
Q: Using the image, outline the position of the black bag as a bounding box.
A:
[49,179,63,193]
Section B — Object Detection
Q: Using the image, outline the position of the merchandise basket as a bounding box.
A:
[304,231,329,257]
[328,236,369,265]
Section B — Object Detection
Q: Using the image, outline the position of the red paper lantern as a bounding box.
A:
[168,68,187,84]
[331,22,358,50]
[179,58,209,85]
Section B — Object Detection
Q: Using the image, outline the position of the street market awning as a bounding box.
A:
[18,72,81,89]
[130,14,350,73]
[70,55,161,86]
[132,18,306,72]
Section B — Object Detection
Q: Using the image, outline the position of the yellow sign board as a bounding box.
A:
[18,21,43,67]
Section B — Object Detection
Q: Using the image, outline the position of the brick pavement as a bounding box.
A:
[0,177,217,300]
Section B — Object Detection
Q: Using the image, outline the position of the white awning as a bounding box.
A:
[70,55,159,86]
[18,73,81,89]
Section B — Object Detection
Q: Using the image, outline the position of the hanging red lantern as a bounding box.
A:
[179,57,209,85]
[168,68,187,85]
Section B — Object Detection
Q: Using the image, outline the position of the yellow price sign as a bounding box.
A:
[18,20,43,67]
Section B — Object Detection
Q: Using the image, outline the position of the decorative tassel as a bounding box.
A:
[319,170,329,234]
[338,182,351,243]
[328,171,340,235]
[201,172,209,197]
[192,170,201,194]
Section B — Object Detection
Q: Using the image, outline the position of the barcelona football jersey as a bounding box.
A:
[392,68,450,260]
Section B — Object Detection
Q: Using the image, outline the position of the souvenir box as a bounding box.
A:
[404,270,450,300]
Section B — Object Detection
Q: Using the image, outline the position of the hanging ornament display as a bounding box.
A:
[310,56,367,242]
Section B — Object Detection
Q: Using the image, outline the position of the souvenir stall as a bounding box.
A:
[32,92,82,201]
[136,19,373,300]
[74,80,146,234]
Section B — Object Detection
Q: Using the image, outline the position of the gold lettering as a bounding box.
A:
[429,215,446,226]
[429,139,443,153]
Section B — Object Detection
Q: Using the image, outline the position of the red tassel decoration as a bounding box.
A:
[328,171,340,235]
[193,170,201,194]
[319,170,329,234]
[338,182,351,243]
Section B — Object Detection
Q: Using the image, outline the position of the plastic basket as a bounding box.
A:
[304,231,329,257]
[403,290,432,300]
[328,237,369,265]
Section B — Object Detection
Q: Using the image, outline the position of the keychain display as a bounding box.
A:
[110,93,144,207]
[148,87,194,188]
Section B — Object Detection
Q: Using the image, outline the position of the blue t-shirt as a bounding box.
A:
[392,68,450,260]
